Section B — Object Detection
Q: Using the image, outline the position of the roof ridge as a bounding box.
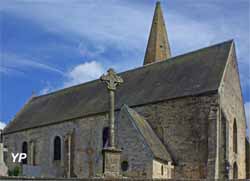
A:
[143,39,233,67]
[35,39,233,100]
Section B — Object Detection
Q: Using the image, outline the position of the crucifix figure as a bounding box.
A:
[100,68,123,148]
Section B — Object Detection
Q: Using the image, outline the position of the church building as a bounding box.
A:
[2,2,249,179]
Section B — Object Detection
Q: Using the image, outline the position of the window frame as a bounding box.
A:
[53,136,62,161]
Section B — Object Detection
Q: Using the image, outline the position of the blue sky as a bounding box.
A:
[0,0,249,133]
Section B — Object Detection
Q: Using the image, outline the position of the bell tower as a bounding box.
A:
[143,1,171,65]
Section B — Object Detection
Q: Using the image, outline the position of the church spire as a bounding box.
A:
[143,1,171,65]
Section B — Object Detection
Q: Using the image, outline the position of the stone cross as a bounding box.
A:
[100,68,123,148]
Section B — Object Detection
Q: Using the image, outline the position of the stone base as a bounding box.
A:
[0,164,8,176]
[102,147,122,177]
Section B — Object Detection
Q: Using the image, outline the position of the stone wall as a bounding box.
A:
[3,113,110,178]
[0,176,212,181]
[134,94,217,179]
[3,93,217,179]
[4,93,223,179]
[219,44,246,179]
[117,108,152,178]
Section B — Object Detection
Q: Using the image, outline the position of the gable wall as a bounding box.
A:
[117,109,153,178]
[219,44,246,179]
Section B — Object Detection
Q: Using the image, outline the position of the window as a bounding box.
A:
[161,165,164,175]
[54,136,61,161]
[22,141,28,164]
[102,127,110,148]
[121,161,129,171]
[233,162,238,179]
[233,119,237,153]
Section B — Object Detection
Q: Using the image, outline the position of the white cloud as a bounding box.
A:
[39,81,54,95]
[0,121,6,130]
[64,61,104,87]
[245,102,250,138]
[40,61,105,94]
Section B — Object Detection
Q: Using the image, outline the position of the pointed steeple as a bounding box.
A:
[143,1,171,65]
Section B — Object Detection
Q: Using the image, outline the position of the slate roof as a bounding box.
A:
[3,40,233,134]
[121,105,172,162]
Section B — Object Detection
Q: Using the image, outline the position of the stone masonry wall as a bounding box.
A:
[4,113,110,178]
[219,44,246,179]
[134,94,218,179]
[0,176,208,181]
[4,94,218,179]
[116,109,153,178]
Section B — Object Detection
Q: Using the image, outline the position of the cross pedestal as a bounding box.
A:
[0,143,8,176]
[102,147,122,177]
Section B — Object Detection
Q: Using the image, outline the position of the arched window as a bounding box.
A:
[102,127,110,148]
[54,136,61,161]
[233,162,238,179]
[233,119,237,153]
[22,141,28,164]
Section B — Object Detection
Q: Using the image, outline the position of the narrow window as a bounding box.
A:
[233,119,237,153]
[233,162,238,179]
[102,127,110,148]
[54,136,61,161]
[161,165,164,175]
[22,141,28,164]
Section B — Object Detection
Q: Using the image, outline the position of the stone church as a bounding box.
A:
[2,1,249,179]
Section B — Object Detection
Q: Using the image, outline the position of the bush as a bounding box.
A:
[8,166,20,176]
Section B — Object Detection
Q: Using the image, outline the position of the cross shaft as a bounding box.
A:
[100,68,123,148]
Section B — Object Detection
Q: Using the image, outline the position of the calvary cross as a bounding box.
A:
[100,68,123,148]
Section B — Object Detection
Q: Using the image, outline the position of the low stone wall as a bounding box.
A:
[0,177,247,181]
